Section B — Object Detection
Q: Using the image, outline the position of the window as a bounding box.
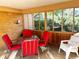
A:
[47,12,53,31]
[39,12,45,30]
[33,13,45,30]
[63,8,73,32]
[74,8,79,32]
[28,14,34,29]
[26,7,79,32]
[54,10,62,31]
[33,13,40,30]
[24,14,34,29]
[24,14,29,29]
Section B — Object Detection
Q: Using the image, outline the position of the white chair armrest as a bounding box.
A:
[60,40,69,44]
[61,40,69,43]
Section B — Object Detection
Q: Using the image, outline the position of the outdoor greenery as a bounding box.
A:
[63,8,73,32]
[54,10,62,31]
[33,13,40,30]
[47,12,53,31]
[74,8,79,32]
[33,13,44,30]
[40,13,44,30]
[33,8,79,32]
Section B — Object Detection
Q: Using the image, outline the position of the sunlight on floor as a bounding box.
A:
[75,56,79,59]
[0,55,6,59]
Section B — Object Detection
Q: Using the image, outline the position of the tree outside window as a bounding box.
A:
[74,8,79,32]
[63,8,73,32]
[54,10,62,31]
[33,13,40,30]
[39,13,45,30]
[47,12,53,31]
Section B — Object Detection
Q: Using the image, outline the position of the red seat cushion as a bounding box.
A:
[39,43,45,46]
[39,31,49,46]
[2,34,21,51]
[22,39,38,57]
[2,34,12,49]
[10,44,20,51]
[22,29,33,38]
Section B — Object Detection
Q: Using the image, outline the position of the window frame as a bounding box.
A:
[26,7,79,32]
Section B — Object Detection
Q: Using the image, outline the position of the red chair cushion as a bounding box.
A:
[22,39,38,57]
[39,31,49,46]
[10,44,20,51]
[22,29,33,38]
[39,43,45,46]
[2,34,21,51]
[2,34,12,49]
[41,31,49,41]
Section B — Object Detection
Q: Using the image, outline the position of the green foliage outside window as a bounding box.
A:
[74,8,79,32]
[54,10,62,31]
[47,12,53,31]
[33,13,44,30]
[33,13,40,30]
[63,8,73,32]
[40,13,44,30]
[33,8,79,32]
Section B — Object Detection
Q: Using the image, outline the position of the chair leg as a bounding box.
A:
[40,46,47,52]
[20,54,23,59]
[21,50,23,59]
[38,49,40,59]
[65,52,70,59]
[76,51,78,56]
[58,48,61,53]
[21,56,23,59]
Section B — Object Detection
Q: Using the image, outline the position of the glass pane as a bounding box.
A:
[28,14,34,29]
[47,12,53,31]
[40,12,45,30]
[74,8,79,32]
[33,13,40,30]
[63,8,73,32]
[54,10,62,31]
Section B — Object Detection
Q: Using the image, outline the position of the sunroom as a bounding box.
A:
[0,0,79,59]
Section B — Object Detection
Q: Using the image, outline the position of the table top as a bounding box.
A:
[23,35,40,41]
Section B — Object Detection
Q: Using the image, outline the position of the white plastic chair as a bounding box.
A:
[58,35,79,59]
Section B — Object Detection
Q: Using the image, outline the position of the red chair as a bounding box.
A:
[39,31,49,46]
[39,31,49,52]
[2,34,20,51]
[22,29,33,38]
[22,39,38,58]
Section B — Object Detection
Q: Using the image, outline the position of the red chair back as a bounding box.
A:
[2,34,12,49]
[22,29,33,38]
[41,31,49,46]
[22,39,38,57]
[2,34,20,51]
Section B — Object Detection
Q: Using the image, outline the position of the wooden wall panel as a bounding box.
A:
[0,12,23,48]
[34,31,74,46]
[0,6,22,13]
[52,32,74,46]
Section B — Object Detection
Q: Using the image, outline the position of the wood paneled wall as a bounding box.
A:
[0,6,22,13]
[49,32,74,46]
[0,12,23,48]
[34,30,74,46]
